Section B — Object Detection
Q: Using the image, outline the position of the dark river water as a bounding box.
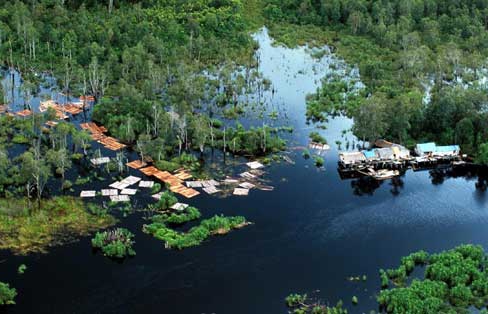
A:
[2,28,488,314]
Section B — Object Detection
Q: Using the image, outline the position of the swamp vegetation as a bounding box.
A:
[143,192,250,249]
[287,245,488,313]
[144,214,250,250]
[91,228,136,259]
[1,0,488,312]
[0,197,115,255]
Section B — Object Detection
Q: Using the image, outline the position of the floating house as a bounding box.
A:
[339,140,413,172]
[415,142,437,156]
[363,150,379,161]
[415,142,460,157]
[339,151,367,165]
[433,145,460,157]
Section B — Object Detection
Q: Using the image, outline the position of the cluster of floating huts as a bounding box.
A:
[338,139,463,179]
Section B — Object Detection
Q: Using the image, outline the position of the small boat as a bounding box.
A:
[370,169,400,180]
[452,160,466,166]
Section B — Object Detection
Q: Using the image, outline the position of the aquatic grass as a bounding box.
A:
[0,197,116,255]
[285,293,346,314]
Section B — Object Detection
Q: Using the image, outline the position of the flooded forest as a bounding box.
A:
[2,1,488,313]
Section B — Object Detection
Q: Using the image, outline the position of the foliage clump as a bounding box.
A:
[143,215,249,250]
[309,132,327,145]
[378,244,488,313]
[313,156,324,167]
[91,228,136,258]
[153,191,178,211]
[285,293,347,314]
[152,206,201,225]
[0,282,16,305]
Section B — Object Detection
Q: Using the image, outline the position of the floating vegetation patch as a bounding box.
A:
[91,228,136,259]
[143,215,250,250]
[285,293,347,314]
[0,197,116,255]
[0,282,16,305]
[313,156,324,167]
[309,132,327,145]
[17,264,26,275]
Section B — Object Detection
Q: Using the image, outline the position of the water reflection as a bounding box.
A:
[344,165,488,197]
[350,176,382,196]
[389,176,404,196]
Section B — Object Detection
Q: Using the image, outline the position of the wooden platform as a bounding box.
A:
[80,122,126,151]
[16,109,32,117]
[79,95,95,102]
[126,160,147,169]
[40,100,74,119]
[139,166,199,198]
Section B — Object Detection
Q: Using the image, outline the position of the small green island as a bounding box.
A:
[143,192,250,250]
[91,228,136,259]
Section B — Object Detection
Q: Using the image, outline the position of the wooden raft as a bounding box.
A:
[79,95,95,102]
[139,166,199,198]
[80,122,126,151]
[126,160,147,169]
[16,109,32,117]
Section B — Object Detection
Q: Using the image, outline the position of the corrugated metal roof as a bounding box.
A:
[435,145,460,152]
[363,150,377,159]
[340,152,366,163]
[416,142,436,152]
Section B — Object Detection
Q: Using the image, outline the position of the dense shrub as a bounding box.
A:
[0,282,16,305]
[91,228,136,258]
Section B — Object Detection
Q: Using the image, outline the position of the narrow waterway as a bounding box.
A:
[2,28,488,314]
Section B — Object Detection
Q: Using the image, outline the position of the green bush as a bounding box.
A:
[152,206,201,225]
[155,160,180,172]
[11,134,29,144]
[154,191,178,211]
[309,132,327,145]
[151,183,162,194]
[144,215,249,250]
[91,228,136,258]
[17,264,27,275]
[313,156,324,167]
[0,282,16,305]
